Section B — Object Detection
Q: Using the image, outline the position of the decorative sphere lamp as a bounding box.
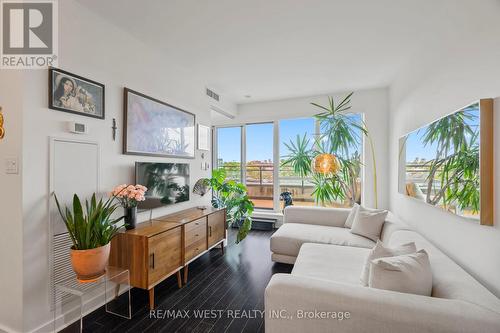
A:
[313,153,340,175]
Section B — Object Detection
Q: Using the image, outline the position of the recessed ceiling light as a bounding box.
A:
[244,95,251,98]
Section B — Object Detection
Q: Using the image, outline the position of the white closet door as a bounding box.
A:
[50,138,100,235]
[49,138,100,309]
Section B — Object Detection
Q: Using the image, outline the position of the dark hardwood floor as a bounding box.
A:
[60,228,292,333]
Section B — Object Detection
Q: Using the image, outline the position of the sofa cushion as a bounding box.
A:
[271,223,375,257]
[350,205,388,241]
[360,240,417,286]
[389,230,500,314]
[292,243,370,284]
[344,203,359,228]
[369,249,433,296]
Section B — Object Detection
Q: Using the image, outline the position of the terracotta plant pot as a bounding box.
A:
[70,243,110,282]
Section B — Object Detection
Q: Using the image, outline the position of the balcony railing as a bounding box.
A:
[218,163,331,209]
[218,163,357,209]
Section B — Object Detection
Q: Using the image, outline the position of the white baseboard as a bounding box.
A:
[0,323,21,333]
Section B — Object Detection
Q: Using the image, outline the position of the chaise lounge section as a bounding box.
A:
[266,206,500,332]
[270,206,404,264]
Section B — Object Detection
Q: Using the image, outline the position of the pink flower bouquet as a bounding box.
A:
[111,184,147,208]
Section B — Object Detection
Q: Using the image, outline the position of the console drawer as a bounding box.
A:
[185,217,206,232]
[185,237,207,262]
[185,222,207,247]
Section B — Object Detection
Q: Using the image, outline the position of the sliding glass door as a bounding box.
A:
[245,123,274,210]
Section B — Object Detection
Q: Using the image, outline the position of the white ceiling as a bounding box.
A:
[76,0,480,104]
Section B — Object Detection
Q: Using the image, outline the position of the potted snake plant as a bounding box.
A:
[54,193,123,282]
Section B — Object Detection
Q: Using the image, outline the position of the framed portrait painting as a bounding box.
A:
[48,68,105,119]
[123,88,196,158]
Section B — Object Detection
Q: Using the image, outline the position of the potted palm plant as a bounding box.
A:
[281,133,313,194]
[312,93,378,207]
[54,193,124,282]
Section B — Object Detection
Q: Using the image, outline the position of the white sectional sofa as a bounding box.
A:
[266,206,500,333]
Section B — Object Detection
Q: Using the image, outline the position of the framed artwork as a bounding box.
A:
[398,99,494,226]
[197,124,211,151]
[48,68,105,119]
[123,88,196,158]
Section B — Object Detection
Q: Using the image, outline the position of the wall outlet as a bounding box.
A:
[5,157,19,174]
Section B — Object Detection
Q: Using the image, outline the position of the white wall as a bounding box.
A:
[7,1,500,331]
[388,0,500,297]
[0,72,24,332]
[18,0,222,331]
[215,88,390,210]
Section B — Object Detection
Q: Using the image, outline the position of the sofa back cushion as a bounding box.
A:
[389,230,500,314]
[379,211,410,243]
[283,206,350,228]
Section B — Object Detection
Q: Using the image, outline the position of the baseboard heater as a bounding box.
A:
[232,217,277,231]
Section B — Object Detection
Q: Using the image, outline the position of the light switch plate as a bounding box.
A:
[5,157,19,174]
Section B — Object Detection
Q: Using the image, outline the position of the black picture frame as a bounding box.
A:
[123,88,196,158]
[48,67,105,120]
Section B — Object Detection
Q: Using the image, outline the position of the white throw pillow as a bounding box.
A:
[360,240,416,286]
[369,249,433,296]
[344,203,359,228]
[349,205,388,242]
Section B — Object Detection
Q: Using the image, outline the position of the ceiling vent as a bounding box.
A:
[206,88,220,102]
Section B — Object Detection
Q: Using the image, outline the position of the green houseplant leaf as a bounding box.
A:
[206,168,255,244]
[54,193,124,250]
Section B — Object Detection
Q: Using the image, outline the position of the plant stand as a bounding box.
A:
[53,266,131,332]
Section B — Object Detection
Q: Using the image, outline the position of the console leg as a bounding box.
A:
[177,271,182,288]
[183,265,189,284]
[149,288,155,310]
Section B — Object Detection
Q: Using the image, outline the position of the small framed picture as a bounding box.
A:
[198,124,211,151]
[49,68,105,119]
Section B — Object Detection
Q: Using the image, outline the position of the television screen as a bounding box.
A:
[135,162,190,209]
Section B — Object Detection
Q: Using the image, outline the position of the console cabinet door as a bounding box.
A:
[208,210,225,248]
[148,227,182,287]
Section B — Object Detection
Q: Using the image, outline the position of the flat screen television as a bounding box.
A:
[135,162,190,210]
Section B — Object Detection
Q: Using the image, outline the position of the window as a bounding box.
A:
[216,126,242,181]
[214,114,363,212]
[319,113,363,207]
[279,118,316,208]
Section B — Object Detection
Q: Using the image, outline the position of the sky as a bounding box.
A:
[217,118,317,163]
[217,115,362,163]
